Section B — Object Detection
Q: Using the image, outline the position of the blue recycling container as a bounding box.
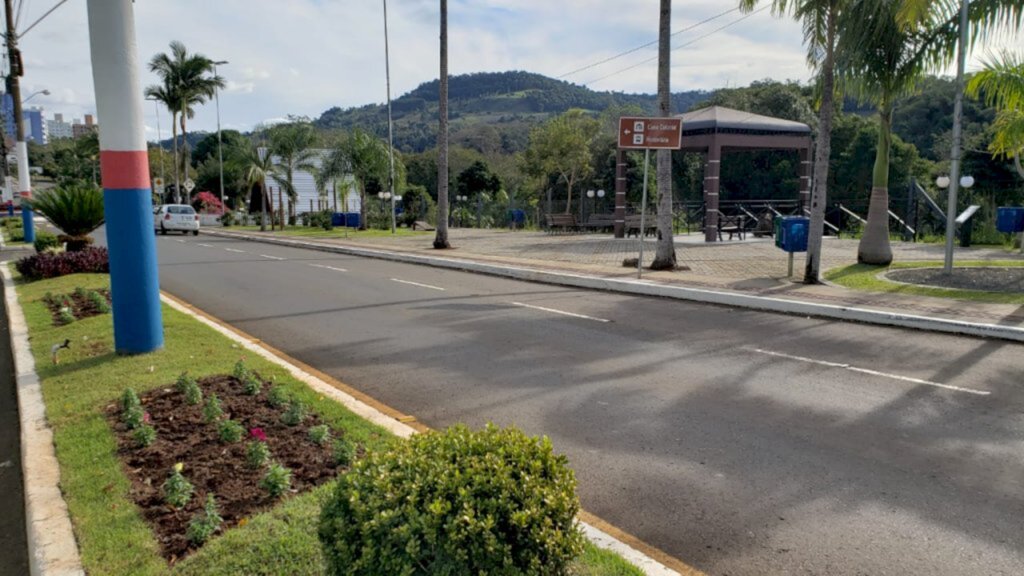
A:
[509,209,526,225]
[996,207,1024,233]
[331,212,345,226]
[343,212,360,228]
[774,216,809,253]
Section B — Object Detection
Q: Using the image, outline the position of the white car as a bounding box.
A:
[154,204,200,235]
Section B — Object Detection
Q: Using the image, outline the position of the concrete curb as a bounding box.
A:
[207,230,1024,343]
[1,263,85,576]
[161,292,685,576]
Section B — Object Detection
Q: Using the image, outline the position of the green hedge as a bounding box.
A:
[319,424,584,575]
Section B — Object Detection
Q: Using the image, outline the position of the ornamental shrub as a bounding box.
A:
[267,385,288,408]
[217,418,244,443]
[163,465,194,509]
[33,230,59,253]
[202,394,224,423]
[133,424,156,448]
[318,424,585,576]
[15,247,109,280]
[281,399,306,427]
[187,493,223,545]
[260,461,292,498]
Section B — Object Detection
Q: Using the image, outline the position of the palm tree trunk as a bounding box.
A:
[260,180,267,232]
[358,181,368,231]
[171,112,180,203]
[858,103,894,265]
[179,109,190,203]
[564,176,573,215]
[433,0,451,249]
[651,0,676,270]
[803,5,837,283]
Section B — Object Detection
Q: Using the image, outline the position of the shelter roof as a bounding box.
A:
[676,106,811,135]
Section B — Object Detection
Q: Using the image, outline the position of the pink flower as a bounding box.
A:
[249,427,267,442]
[142,412,151,424]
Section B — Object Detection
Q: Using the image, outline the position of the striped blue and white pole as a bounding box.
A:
[16,141,34,243]
[87,0,163,354]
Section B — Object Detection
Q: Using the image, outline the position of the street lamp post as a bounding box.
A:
[937,174,976,250]
[213,60,228,214]
[943,0,970,275]
[586,189,605,220]
[382,0,397,234]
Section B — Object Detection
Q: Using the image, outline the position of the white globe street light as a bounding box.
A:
[960,175,974,189]
[936,176,950,189]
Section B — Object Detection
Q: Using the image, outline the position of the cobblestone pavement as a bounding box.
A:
[226,228,1024,326]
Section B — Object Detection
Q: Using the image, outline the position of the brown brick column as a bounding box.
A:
[704,142,721,243]
[799,147,811,211]
[614,148,627,238]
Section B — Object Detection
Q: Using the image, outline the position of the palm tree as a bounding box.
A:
[144,80,181,198]
[740,0,844,282]
[839,0,937,265]
[238,141,276,232]
[317,142,352,214]
[25,184,105,251]
[967,51,1024,178]
[342,129,391,231]
[146,41,224,203]
[268,121,319,225]
[650,0,676,270]
[434,0,451,249]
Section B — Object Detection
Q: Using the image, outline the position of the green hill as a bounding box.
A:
[314,71,709,153]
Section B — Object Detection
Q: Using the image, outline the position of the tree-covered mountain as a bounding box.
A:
[314,71,710,153]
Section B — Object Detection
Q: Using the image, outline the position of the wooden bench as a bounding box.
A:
[545,213,579,234]
[717,215,747,241]
[625,214,657,238]
[579,213,616,233]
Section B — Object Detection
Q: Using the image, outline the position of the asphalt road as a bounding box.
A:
[127,230,1024,575]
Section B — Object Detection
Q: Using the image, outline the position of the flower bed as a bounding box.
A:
[108,364,357,563]
[42,288,111,325]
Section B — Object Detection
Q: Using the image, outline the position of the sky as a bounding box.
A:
[8,0,1019,138]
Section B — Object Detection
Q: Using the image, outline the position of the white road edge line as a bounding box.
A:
[159,293,679,576]
[225,248,246,253]
[511,301,611,323]
[259,254,285,261]
[391,278,445,291]
[750,348,990,396]
[309,263,348,272]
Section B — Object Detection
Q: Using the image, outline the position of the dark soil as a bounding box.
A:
[41,289,111,325]
[108,374,349,563]
[886,267,1024,293]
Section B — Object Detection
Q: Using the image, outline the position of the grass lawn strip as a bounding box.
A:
[825,260,1024,305]
[12,271,648,575]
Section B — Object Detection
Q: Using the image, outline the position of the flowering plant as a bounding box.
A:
[250,427,267,442]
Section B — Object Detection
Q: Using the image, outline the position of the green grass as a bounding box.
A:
[234,225,429,239]
[825,260,1024,304]
[12,271,643,575]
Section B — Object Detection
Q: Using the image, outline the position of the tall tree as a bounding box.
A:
[343,129,391,231]
[522,109,600,215]
[740,0,843,282]
[650,0,676,270]
[239,140,277,232]
[144,80,181,199]
[146,41,224,202]
[967,51,1024,178]
[268,121,319,224]
[840,0,935,265]
[434,0,451,249]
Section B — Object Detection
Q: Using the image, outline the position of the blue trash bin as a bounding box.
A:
[774,216,809,253]
[996,207,1024,234]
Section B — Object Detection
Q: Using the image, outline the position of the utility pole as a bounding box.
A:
[87,0,163,353]
[943,0,969,275]
[382,0,396,234]
[4,0,35,242]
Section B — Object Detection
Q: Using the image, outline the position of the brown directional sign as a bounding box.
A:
[617,116,683,150]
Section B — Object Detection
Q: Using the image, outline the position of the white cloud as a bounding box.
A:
[11,0,1019,136]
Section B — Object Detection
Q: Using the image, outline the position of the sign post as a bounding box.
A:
[617,117,682,278]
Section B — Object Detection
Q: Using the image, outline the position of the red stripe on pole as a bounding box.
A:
[100,150,151,189]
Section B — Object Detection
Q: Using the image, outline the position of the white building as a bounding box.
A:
[47,113,73,140]
[263,148,359,214]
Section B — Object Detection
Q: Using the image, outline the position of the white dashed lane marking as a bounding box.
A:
[510,301,611,323]
[309,264,348,272]
[390,278,445,291]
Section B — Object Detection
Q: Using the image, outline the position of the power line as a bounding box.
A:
[557,7,739,80]
[582,6,769,87]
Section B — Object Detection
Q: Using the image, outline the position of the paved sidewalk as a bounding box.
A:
[214,228,1024,328]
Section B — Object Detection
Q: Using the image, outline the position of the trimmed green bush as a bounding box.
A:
[33,230,60,253]
[318,423,585,576]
